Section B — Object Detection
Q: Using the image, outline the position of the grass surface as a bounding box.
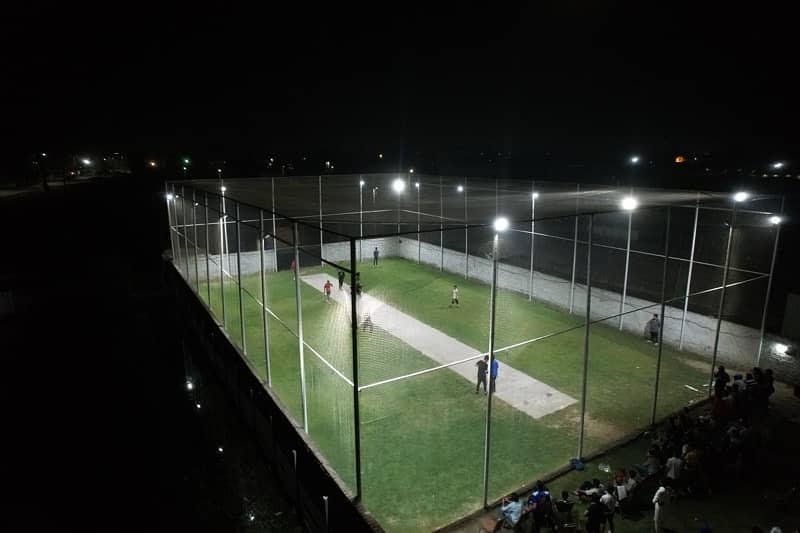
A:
[194,257,713,531]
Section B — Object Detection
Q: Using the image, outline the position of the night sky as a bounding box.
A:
[3,3,797,174]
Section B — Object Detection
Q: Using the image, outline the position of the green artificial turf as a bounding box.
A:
[194,257,713,531]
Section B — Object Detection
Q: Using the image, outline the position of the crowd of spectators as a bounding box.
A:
[482,364,792,532]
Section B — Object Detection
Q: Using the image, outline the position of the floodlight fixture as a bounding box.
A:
[359,179,365,187]
[166,193,174,200]
[392,178,406,193]
[195,402,201,409]
[378,153,383,159]
[769,215,782,225]
[775,343,788,355]
[621,196,638,210]
[220,185,227,192]
[532,192,540,199]
[217,446,224,453]
[81,158,92,166]
[186,380,194,391]
[457,185,464,193]
[733,191,749,202]
[493,216,510,232]
[772,161,784,169]
[409,168,415,174]
[630,155,640,164]
[415,182,420,189]
[148,160,157,168]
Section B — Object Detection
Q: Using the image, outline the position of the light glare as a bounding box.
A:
[733,191,749,202]
[186,381,194,391]
[772,162,784,169]
[220,185,227,192]
[630,156,640,164]
[493,217,510,232]
[770,216,782,225]
[166,193,174,200]
[392,178,406,193]
[775,343,788,355]
[457,185,464,192]
[621,196,638,210]
[532,192,539,199]
[359,180,365,187]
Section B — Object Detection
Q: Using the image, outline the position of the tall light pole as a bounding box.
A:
[528,189,538,299]
[415,179,421,263]
[359,178,365,263]
[392,177,406,237]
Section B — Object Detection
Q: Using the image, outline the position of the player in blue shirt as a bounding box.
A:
[490,357,499,393]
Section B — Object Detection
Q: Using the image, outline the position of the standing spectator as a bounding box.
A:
[583,494,606,533]
[475,355,488,394]
[646,314,660,344]
[599,489,616,532]
[337,270,345,290]
[714,365,730,396]
[490,356,499,394]
[652,479,673,532]
[361,313,374,333]
[323,279,333,303]
[373,246,379,266]
[665,451,684,492]
[527,480,552,531]
[554,491,575,526]
[290,258,297,280]
[450,284,460,308]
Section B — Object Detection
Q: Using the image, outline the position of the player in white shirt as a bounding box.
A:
[450,285,460,307]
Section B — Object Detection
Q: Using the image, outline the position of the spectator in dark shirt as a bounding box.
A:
[475,356,488,394]
[584,494,606,533]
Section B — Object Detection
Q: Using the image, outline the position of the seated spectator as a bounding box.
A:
[637,446,662,476]
[625,469,639,494]
[500,492,523,526]
[665,451,684,494]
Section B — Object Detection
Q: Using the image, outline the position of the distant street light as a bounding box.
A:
[457,185,464,193]
[771,161,785,169]
[630,156,640,164]
[81,158,92,166]
[392,178,406,193]
[409,168,415,174]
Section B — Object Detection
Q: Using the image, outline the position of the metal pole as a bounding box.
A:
[709,204,737,396]
[260,209,272,387]
[417,180,421,264]
[569,184,580,314]
[464,178,469,279]
[165,183,176,268]
[293,222,309,432]
[182,186,190,278]
[349,239,363,500]
[619,192,633,330]
[235,203,246,354]
[756,196,784,366]
[482,231,501,507]
[528,181,535,300]
[271,177,278,272]
[577,214,593,459]
[359,176,364,264]
[439,176,444,271]
[651,207,671,424]
[204,192,211,309]
[679,194,700,350]
[319,175,324,265]
[219,194,227,328]
[192,188,200,291]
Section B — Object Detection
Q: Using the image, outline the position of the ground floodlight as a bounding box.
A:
[186,380,194,391]
[392,178,406,193]
[775,343,788,355]
[733,191,749,202]
[359,179,365,187]
[493,216,510,232]
[770,215,782,225]
[220,185,227,192]
[457,185,464,192]
[630,155,640,164]
[621,196,638,210]
[532,192,540,199]
[166,193,174,200]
